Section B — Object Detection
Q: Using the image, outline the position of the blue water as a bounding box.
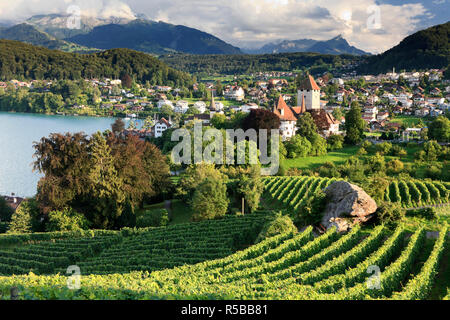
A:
[0,112,129,197]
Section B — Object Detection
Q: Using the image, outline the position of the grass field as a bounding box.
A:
[283,146,359,170]
[390,116,426,127]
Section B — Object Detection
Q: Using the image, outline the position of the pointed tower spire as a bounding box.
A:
[300,94,306,114]
[210,90,216,111]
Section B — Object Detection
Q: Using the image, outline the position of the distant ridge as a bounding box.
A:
[244,35,369,56]
[67,19,242,55]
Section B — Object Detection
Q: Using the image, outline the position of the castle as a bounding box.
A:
[273,75,340,140]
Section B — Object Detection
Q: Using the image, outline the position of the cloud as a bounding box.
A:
[127,0,431,53]
[0,0,432,53]
[0,0,135,23]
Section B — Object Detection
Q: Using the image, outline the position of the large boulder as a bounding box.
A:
[321,181,377,232]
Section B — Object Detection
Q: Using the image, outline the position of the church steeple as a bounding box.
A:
[210,90,216,112]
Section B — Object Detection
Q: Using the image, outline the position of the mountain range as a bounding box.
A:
[4,13,368,56]
[66,19,242,55]
[244,36,370,55]
[0,23,97,53]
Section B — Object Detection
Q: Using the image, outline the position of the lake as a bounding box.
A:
[0,112,139,198]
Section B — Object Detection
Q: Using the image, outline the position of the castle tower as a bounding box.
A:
[297,75,321,111]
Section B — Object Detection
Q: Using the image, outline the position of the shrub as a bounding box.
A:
[361,140,372,149]
[136,209,169,228]
[406,208,438,220]
[46,208,91,232]
[425,166,441,180]
[255,213,297,243]
[295,191,328,226]
[387,159,404,175]
[391,145,407,157]
[376,202,405,226]
[376,142,392,155]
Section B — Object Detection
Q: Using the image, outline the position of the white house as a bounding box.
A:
[157,99,174,109]
[153,118,172,138]
[224,86,245,101]
[175,100,189,113]
[241,103,259,113]
[193,101,207,113]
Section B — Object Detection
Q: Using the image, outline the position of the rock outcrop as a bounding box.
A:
[321,181,377,232]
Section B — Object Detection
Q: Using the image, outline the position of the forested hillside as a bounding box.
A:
[359,22,450,74]
[161,52,363,76]
[0,40,192,86]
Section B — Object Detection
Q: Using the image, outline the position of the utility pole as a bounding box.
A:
[242,197,245,215]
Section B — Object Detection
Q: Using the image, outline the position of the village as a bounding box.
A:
[0,67,449,142]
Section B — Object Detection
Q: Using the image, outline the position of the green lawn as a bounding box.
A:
[390,115,426,127]
[283,146,359,170]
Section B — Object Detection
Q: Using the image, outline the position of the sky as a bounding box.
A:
[0,0,448,53]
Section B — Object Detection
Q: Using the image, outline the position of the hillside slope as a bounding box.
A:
[359,22,450,74]
[0,23,97,53]
[0,40,192,86]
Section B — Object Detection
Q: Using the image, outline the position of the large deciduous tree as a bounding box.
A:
[345,102,366,145]
[33,131,170,229]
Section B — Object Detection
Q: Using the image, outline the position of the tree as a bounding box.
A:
[176,164,226,201]
[327,134,344,151]
[111,118,125,134]
[345,102,366,145]
[0,197,13,222]
[8,199,39,233]
[142,117,155,131]
[87,132,126,229]
[34,132,91,215]
[332,107,344,121]
[242,109,281,132]
[210,113,227,129]
[192,177,229,221]
[120,73,133,89]
[428,116,450,142]
[309,134,327,156]
[237,167,264,213]
[284,135,312,158]
[376,142,393,155]
[296,113,318,140]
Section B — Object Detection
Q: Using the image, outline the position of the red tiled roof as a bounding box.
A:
[299,75,320,91]
[273,95,298,121]
[310,110,340,130]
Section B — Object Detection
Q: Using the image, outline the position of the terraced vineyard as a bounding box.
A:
[0,211,273,276]
[0,223,447,300]
[263,177,449,210]
[263,176,338,211]
[386,180,449,208]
